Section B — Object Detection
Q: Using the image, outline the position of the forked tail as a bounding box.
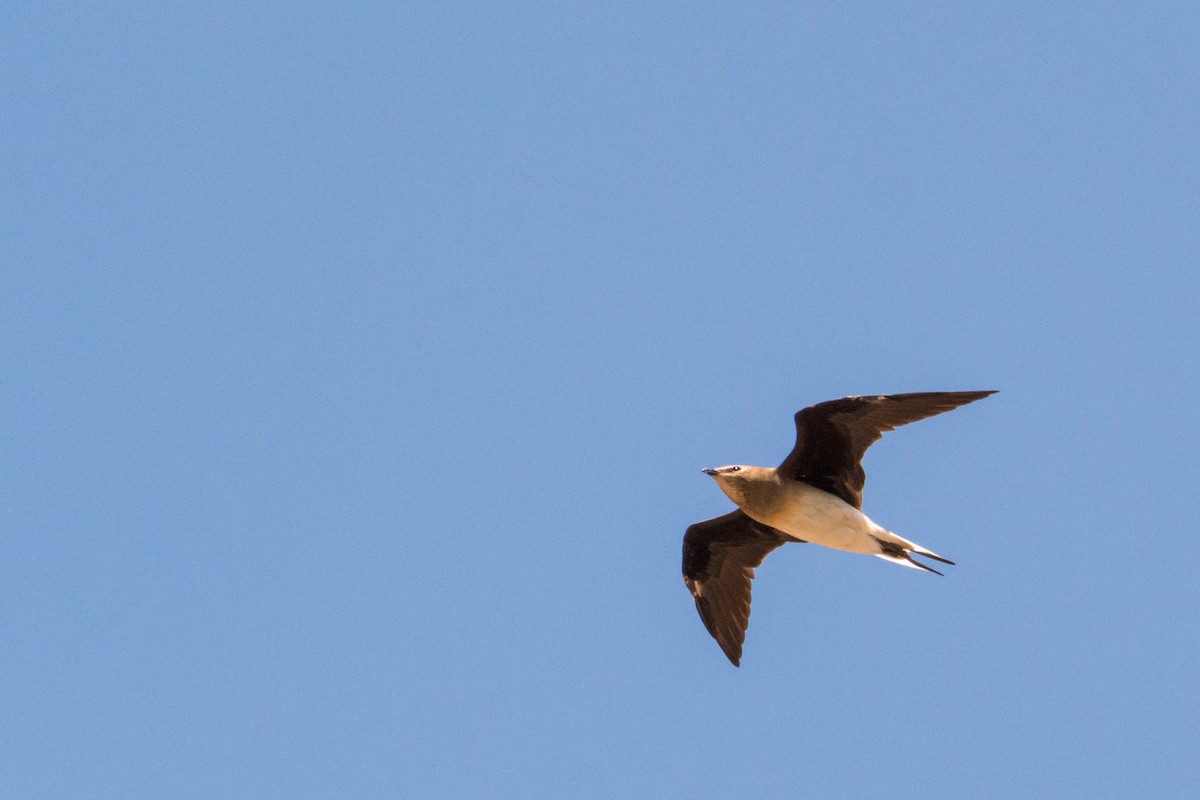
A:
[871,536,955,576]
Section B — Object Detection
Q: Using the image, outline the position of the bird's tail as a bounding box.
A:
[871,535,955,576]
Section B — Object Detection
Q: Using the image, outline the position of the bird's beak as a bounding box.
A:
[701,468,719,476]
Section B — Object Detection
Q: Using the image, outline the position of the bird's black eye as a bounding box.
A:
[730,466,741,472]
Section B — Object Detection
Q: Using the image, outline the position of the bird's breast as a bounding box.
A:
[742,482,883,555]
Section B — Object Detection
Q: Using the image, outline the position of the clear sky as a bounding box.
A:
[4,2,1198,798]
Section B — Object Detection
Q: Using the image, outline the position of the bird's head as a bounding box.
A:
[701,464,775,506]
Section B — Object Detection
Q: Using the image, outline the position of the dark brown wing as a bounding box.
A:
[682,510,791,666]
[777,391,996,509]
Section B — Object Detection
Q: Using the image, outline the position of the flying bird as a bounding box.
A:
[682,391,995,666]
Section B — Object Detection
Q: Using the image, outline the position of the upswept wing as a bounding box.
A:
[777,391,996,509]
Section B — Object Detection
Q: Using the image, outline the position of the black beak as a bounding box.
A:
[701,468,719,476]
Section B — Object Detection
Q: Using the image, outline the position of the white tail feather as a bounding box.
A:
[874,553,929,571]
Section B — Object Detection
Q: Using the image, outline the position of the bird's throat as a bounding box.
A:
[718,474,785,518]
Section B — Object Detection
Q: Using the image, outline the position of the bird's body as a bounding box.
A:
[707,465,946,562]
[762,480,890,555]
[683,391,995,666]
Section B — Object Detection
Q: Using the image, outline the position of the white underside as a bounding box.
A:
[743,482,927,558]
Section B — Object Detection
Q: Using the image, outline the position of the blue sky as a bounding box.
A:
[3,2,1198,797]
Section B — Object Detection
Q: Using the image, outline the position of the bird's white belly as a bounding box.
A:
[748,484,884,555]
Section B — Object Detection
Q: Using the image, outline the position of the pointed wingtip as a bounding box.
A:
[944,389,997,403]
[956,389,998,403]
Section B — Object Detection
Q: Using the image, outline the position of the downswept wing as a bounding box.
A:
[682,510,791,666]
[778,391,996,509]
